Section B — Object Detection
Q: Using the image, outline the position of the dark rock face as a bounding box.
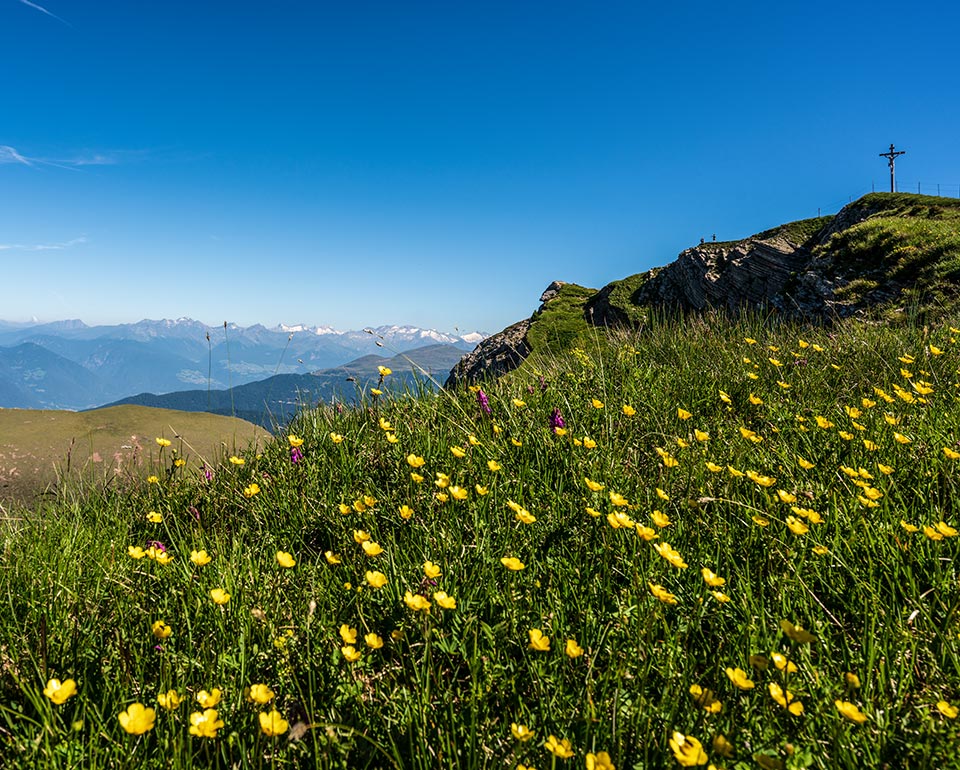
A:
[444,282,566,388]
[634,235,812,314]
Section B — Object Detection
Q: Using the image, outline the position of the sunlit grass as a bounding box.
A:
[2,313,960,768]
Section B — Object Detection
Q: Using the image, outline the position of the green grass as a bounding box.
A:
[524,283,596,356]
[3,314,960,768]
[0,405,264,506]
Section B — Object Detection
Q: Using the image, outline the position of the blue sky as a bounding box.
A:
[2,0,958,334]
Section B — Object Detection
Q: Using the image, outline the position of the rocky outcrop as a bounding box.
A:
[444,283,566,387]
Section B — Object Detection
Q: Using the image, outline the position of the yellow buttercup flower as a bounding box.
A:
[406,454,425,468]
[677,407,692,420]
[189,708,224,738]
[399,504,414,519]
[403,591,431,612]
[689,683,722,714]
[669,732,707,767]
[155,437,171,447]
[43,678,77,705]
[544,734,574,758]
[365,570,388,588]
[937,700,959,718]
[210,588,230,605]
[119,703,156,735]
[242,483,260,498]
[591,398,604,409]
[152,620,172,639]
[565,638,584,658]
[651,510,671,528]
[712,734,734,758]
[694,429,709,442]
[771,652,798,673]
[324,551,341,564]
[247,683,275,705]
[656,487,670,501]
[128,546,146,559]
[449,485,468,501]
[780,619,816,643]
[196,688,222,708]
[649,583,677,605]
[146,475,160,484]
[607,511,635,530]
[705,461,724,473]
[585,751,615,770]
[353,529,370,543]
[157,690,182,710]
[501,556,525,571]
[228,456,245,466]
[329,432,344,443]
[487,460,502,472]
[364,632,384,649]
[654,542,688,569]
[701,568,725,587]
[636,525,658,541]
[434,591,456,610]
[528,629,550,652]
[385,432,400,444]
[377,365,392,376]
[785,516,809,535]
[586,506,602,518]
[835,700,868,723]
[725,667,754,690]
[609,491,629,507]
[146,510,162,523]
[276,550,296,568]
[190,549,212,566]
[450,446,466,458]
[936,521,958,537]
[259,709,289,737]
[423,561,442,579]
[768,682,804,715]
[339,625,357,645]
[341,645,361,662]
[776,489,797,504]
[622,404,636,416]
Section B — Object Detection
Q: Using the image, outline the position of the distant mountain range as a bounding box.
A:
[104,344,467,429]
[0,318,483,411]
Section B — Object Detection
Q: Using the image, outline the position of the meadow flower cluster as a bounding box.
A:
[3,315,960,768]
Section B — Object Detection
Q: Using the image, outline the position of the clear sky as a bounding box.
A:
[2,0,959,334]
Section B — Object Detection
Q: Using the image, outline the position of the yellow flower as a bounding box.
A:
[475,484,488,495]
[651,510,671,528]
[622,404,636,416]
[512,398,526,408]
[128,546,146,559]
[329,432,344,443]
[324,551,341,565]
[353,529,371,543]
[506,722,535,745]
[243,483,260,498]
[845,672,862,689]
[785,516,809,536]
[487,460,502,472]
[877,463,894,475]
[399,504,414,519]
[196,688,222,708]
[656,487,670,501]
[434,472,450,489]
[565,639,584,658]
[364,633,384,649]
[544,734,574,758]
[247,683,275,704]
[937,700,959,719]
[154,550,173,565]
[727,465,744,478]
[365,570,388,588]
[677,407,692,420]
[378,365,393,376]
[944,447,960,460]
[654,542,688,569]
[210,588,230,605]
[649,583,677,605]
[515,509,537,524]
[276,550,296,568]
[592,398,604,409]
[661,454,679,468]
[435,492,449,503]
[403,591,431,612]
[378,417,393,431]
[835,700,868,723]
[771,652,798,673]
[694,429,710,442]
[586,506,602,518]
[188,708,224,738]
[259,709,289,737]
[779,619,816,643]
[924,525,944,541]
[607,511,635,530]
[689,684,722,714]
[450,485,468,501]
[746,470,776,487]
[155,437,172,448]
[705,461,724,473]
[701,568,725,587]
[386,432,399,443]
[725,667,754,690]
[930,345,944,356]
[451,446,466,458]
[468,434,481,446]
[776,489,797,504]
[152,620,172,640]
[748,393,763,406]
[501,556,525,571]
[528,629,550,652]
[339,624,357,644]
[341,645,361,662]
[43,678,77,705]
[711,590,731,603]
[635,525,658,541]
[936,521,958,537]
[609,491,629,507]
[406,454,426,469]
[813,545,829,555]
[190,549,212,566]
[719,390,732,404]
[894,432,911,444]
[146,475,160,484]
[423,561,442,579]
[712,734,734,758]
[119,703,156,735]
[511,437,523,446]
[434,591,457,609]
[585,751,615,770]
[157,690,182,710]
[768,682,804,715]
[228,456,245,466]
[145,510,163,523]
[669,732,708,767]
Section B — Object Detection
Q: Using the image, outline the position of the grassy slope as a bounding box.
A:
[2,314,960,768]
[0,405,264,505]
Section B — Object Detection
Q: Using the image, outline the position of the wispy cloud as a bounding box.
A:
[0,236,87,252]
[16,0,70,25]
[0,144,123,169]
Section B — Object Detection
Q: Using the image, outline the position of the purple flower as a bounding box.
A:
[148,540,167,552]
[290,446,304,464]
[202,464,213,482]
[476,388,491,415]
[549,407,566,433]
[539,376,547,391]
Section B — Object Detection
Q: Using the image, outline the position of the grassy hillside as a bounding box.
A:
[0,405,264,505]
[2,313,960,768]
